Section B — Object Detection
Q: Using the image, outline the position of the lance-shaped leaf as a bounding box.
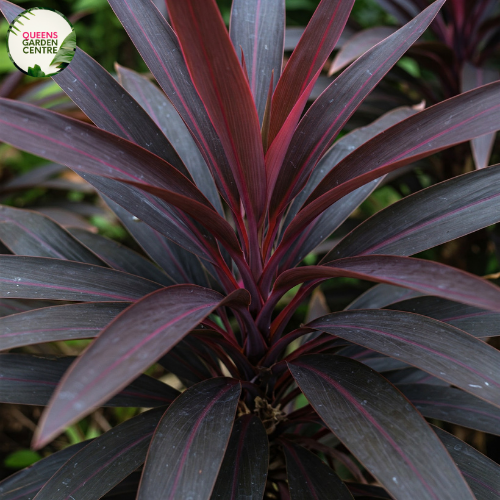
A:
[229,0,285,124]
[115,64,222,214]
[282,441,354,500]
[462,62,499,169]
[0,256,161,301]
[102,198,212,288]
[0,205,105,265]
[68,228,173,286]
[211,415,269,500]
[327,164,500,260]
[0,98,243,258]
[0,442,89,500]
[282,81,500,247]
[138,378,241,500]
[307,309,500,408]
[280,106,419,269]
[53,49,189,177]
[0,354,178,407]
[275,255,500,313]
[166,0,266,224]
[433,426,500,500]
[34,286,249,447]
[0,302,128,351]
[267,0,355,144]
[329,27,397,74]
[270,1,443,216]
[0,0,21,23]
[346,283,422,310]
[107,0,239,212]
[34,408,165,500]
[398,384,500,436]
[289,355,475,500]
[387,296,500,338]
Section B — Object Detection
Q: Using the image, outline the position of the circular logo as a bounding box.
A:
[7,8,76,77]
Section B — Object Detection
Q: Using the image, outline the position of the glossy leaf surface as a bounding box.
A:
[68,228,173,286]
[166,0,266,224]
[35,287,249,446]
[0,302,128,350]
[271,0,443,215]
[107,0,239,211]
[327,165,500,259]
[34,408,165,500]
[211,414,268,500]
[398,384,500,436]
[433,426,500,500]
[283,81,500,245]
[289,355,474,500]
[116,65,222,213]
[276,255,500,313]
[387,296,500,338]
[0,354,178,407]
[230,0,285,123]
[0,256,161,301]
[0,205,105,265]
[138,378,241,500]
[308,309,500,407]
[268,0,355,143]
[0,442,88,500]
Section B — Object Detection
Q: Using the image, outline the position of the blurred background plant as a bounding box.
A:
[0,0,499,482]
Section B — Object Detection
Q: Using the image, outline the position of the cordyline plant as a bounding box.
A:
[1,0,500,498]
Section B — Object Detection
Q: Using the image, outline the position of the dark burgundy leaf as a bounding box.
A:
[211,414,269,500]
[308,309,500,407]
[268,0,355,144]
[275,255,500,314]
[166,0,267,225]
[0,206,105,265]
[0,442,89,500]
[398,384,500,436]
[346,284,422,310]
[327,164,500,260]
[461,62,499,169]
[115,64,222,213]
[0,302,128,351]
[0,163,65,195]
[53,49,189,177]
[270,1,443,217]
[282,441,354,499]
[329,27,397,74]
[34,408,165,500]
[102,197,212,288]
[280,106,419,269]
[283,81,500,247]
[0,99,242,259]
[387,296,500,338]
[138,378,241,500]
[35,287,249,447]
[0,299,56,318]
[107,0,239,212]
[230,0,285,124]
[433,426,500,500]
[289,355,474,499]
[68,227,173,286]
[0,256,161,301]
[0,354,178,407]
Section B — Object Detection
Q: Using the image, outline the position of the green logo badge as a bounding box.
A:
[7,8,76,77]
